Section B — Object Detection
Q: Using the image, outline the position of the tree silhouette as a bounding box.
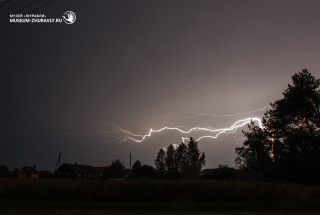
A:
[132,160,142,175]
[103,159,124,179]
[127,160,142,179]
[182,137,206,179]
[176,143,187,174]
[265,69,320,181]
[155,148,166,176]
[166,144,178,177]
[155,137,206,179]
[236,69,320,182]
[235,121,274,178]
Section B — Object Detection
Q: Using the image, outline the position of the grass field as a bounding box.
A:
[0,179,319,211]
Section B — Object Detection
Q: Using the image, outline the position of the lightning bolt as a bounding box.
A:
[65,106,268,144]
[118,117,262,143]
[163,105,269,120]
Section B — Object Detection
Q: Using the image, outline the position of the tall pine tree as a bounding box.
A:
[236,69,320,182]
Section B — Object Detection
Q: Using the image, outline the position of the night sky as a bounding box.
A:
[1,0,320,171]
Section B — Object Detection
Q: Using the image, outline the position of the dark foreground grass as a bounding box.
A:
[0,179,319,211]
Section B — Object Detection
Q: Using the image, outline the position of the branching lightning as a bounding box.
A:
[163,105,269,120]
[65,106,268,144]
[117,117,262,143]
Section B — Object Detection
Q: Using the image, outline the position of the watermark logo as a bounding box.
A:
[9,11,77,25]
[62,11,76,24]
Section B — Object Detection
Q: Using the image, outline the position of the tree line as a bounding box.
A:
[155,137,206,179]
[236,69,320,183]
[103,159,142,179]
[103,137,206,179]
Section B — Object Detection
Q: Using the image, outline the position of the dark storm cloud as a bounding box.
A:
[1,0,320,170]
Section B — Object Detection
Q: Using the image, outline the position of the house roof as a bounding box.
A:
[94,166,109,173]
[60,163,100,174]
[37,171,50,175]
[136,165,157,178]
[20,166,37,174]
[138,165,156,172]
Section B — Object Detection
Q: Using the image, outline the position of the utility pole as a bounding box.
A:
[130,153,132,170]
[54,153,61,179]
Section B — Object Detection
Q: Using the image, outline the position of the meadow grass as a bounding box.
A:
[0,179,319,211]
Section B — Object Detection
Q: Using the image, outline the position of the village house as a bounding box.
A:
[19,166,39,179]
[234,170,264,181]
[136,165,157,179]
[54,163,100,179]
[37,171,51,179]
[201,166,235,180]
[94,166,109,178]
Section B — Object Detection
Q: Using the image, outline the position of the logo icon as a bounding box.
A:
[62,11,76,24]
